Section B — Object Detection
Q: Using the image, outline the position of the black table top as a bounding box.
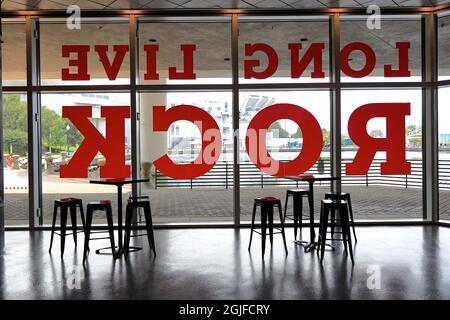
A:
[284,174,341,182]
[89,178,149,186]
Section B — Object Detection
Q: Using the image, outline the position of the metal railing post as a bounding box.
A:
[225,162,228,189]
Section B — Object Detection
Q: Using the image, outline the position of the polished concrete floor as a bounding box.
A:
[0,226,450,299]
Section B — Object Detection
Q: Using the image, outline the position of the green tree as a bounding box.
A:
[3,95,28,155]
[406,125,418,135]
[269,121,289,138]
[291,127,303,139]
[370,129,384,138]
[322,128,330,146]
[41,107,66,153]
[3,95,85,155]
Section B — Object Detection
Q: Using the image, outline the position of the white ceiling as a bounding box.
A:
[2,0,450,11]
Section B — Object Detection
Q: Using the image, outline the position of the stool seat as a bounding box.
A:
[56,197,82,204]
[322,199,347,206]
[88,200,111,206]
[128,195,150,202]
[287,189,309,194]
[325,192,348,197]
[255,196,279,202]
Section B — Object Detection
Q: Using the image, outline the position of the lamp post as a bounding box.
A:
[66,125,70,152]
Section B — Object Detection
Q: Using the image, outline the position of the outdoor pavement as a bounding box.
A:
[3,168,449,225]
[5,183,446,225]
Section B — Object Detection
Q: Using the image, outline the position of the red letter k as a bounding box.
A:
[60,105,130,178]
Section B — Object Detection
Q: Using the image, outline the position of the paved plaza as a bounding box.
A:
[5,182,449,225]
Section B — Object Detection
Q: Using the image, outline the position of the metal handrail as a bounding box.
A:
[154,157,444,189]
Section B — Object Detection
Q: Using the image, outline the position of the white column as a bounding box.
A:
[139,93,168,186]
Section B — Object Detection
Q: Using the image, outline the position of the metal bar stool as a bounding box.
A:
[123,196,156,257]
[248,196,288,258]
[318,199,354,265]
[324,192,357,242]
[283,189,310,243]
[49,197,86,257]
[83,200,116,263]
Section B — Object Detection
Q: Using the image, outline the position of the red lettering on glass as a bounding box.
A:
[340,42,376,78]
[245,103,323,177]
[288,43,325,78]
[60,106,131,178]
[152,105,221,179]
[384,42,411,77]
[168,44,197,80]
[94,45,129,80]
[143,44,160,80]
[61,45,90,81]
[244,43,279,79]
[346,103,411,175]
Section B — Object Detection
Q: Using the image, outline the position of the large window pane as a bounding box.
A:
[341,17,422,83]
[239,90,331,222]
[341,89,423,220]
[40,18,130,85]
[238,17,330,84]
[139,92,233,223]
[2,19,26,86]
[2,94,29,225]
[439,87,450,221]
[138,17,232,85]
[40,93,131,225]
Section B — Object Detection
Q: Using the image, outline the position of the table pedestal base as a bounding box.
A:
[95,246,143,257]
[301,242,335,253]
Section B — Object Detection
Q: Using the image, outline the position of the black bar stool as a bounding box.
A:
[318,199,354,264]
[324,192,357,242]
[248,196,288,257]
[49,197,86,257]
[123,196,156,257]
[83,200,116,263]
[283,189,310,241]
